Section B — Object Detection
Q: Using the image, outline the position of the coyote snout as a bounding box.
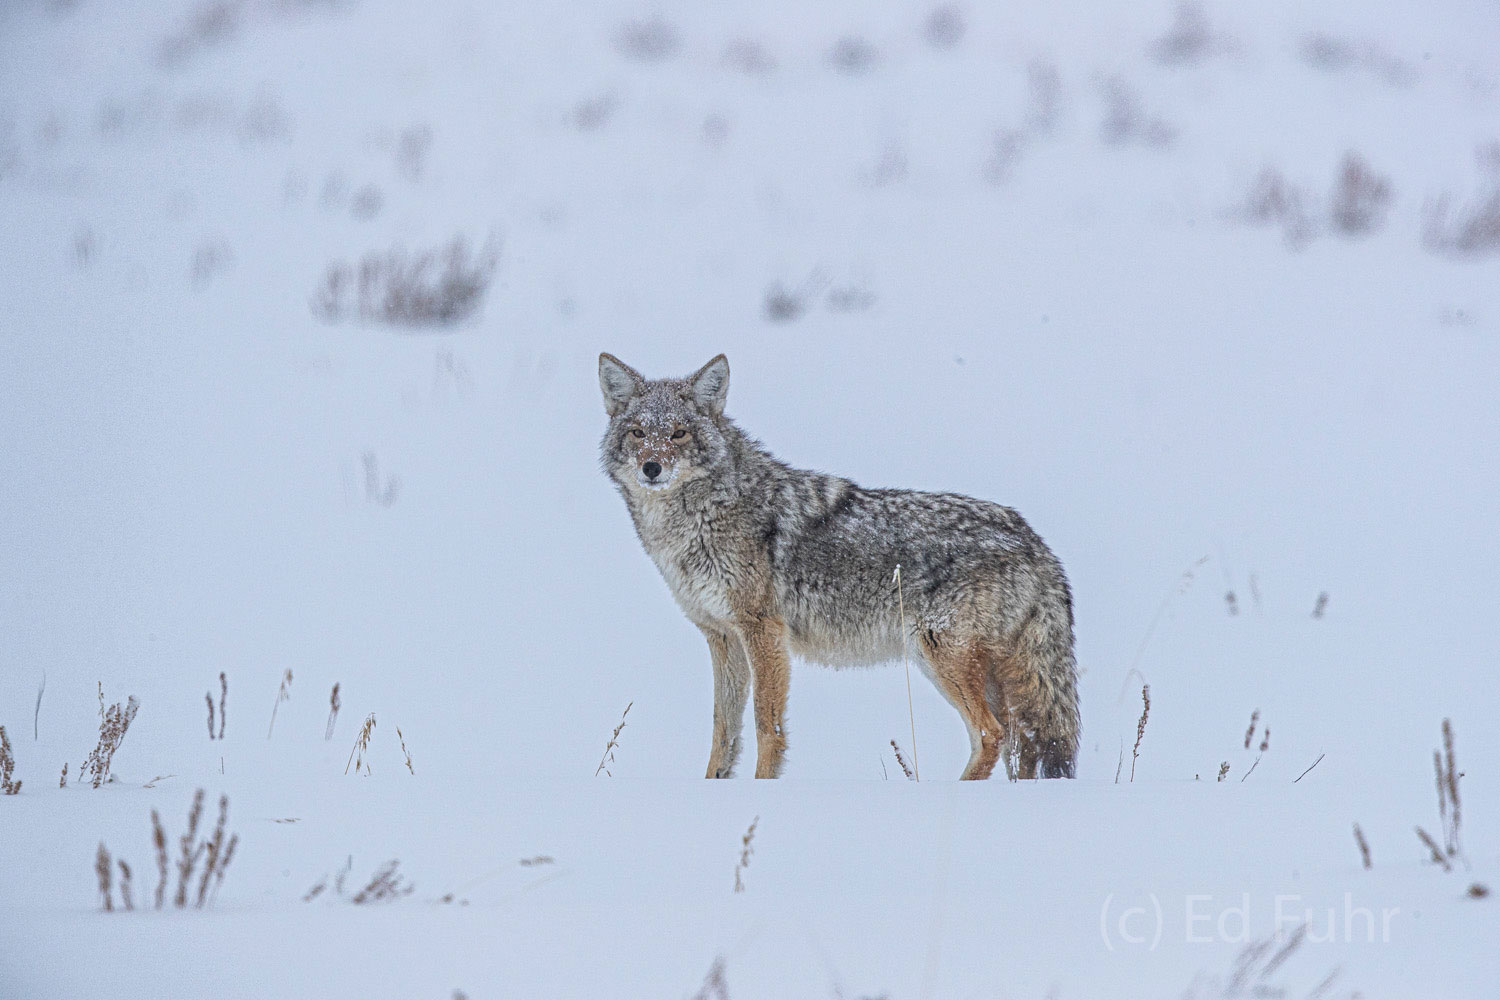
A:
[631,443,677,490]
[598,352,1081,781]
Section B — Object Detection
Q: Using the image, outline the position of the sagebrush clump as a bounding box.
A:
[312,236,497,328]
[1239,154,1392,247]
[307,857,415,904]
[1329,153,1392,235]
[95,789,238,912]
[1425,190,1500,257]
[83,688,139,788]
[1,726,20,794]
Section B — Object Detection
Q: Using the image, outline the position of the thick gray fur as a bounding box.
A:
[598,353,1080,780]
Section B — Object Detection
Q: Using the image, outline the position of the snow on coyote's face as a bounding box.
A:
[597,353,731,495]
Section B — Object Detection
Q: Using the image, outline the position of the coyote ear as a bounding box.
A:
[599,353,644,416]
[689,354,730,417]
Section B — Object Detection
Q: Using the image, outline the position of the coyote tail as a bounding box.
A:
[1017,600,1080,778]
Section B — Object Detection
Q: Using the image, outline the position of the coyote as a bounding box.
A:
[598,353,1079,780]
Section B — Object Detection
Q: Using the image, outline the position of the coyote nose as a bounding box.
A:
[642,461,662,480]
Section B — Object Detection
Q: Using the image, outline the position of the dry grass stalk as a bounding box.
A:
[152,810,168,909]
[1353,824,1372,870]
[361,452,401,507]
[324,682,341,740]
[1311,592,1329,619]
[1441,719,1462,858]
[1130,684,1150,781]
[890,739,914,780]
[1216,761,1230,782]
[397,727,415,775]
[924,5,965,49]
[352,860,415,904]
[305,856,354,902]
[209,672,226,740]
[1243,710,1260,750]
[1260,923,1308,982]
[267,669,293,739]
[615,15,681,62]
[174,789,206,908]
[1429,718,1465,865]
[691,958,731,1000]
[1259,729,1270,753]
[1241,168,1315,249]
[1433,750,1447,839]
[83,691,139,788]
[0,726,19,794]
[1098,76,1176,148]
[1416,826,1451,871]
[1294,753,1325,782]
[1425,188,1500,257]
[733,816,759,893]
[1114,741,1124,784]
[58,763,67,788]
[893,565,921,781]
[118,860,135,911]
[594,702,632,777]
[1470,883,1491,899]
[33,673,44,740]
[208,834,238,907]
[1186,924,1312,997]
[1240,756,1261,782]
[1329,153,1392,235]
[96,842,113,911]
[194,795,229,907]
[1151,1,1217,66]
[1117,556,1209,703]
[346,713,376,775]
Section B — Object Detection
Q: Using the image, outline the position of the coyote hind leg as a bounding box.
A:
[922,636,1007,780]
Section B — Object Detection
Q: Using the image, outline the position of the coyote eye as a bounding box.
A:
[670,429,687,440]
[630,428,645,439]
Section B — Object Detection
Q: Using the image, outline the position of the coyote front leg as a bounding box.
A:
[702,627,750,778]
[736,616,791,778]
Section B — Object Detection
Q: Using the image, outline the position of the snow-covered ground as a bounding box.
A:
[2,1,1498,996]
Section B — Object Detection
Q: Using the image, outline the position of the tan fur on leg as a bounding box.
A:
[737,616,791,778]
[924,637,1007,780]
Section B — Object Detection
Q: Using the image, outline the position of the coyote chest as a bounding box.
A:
[630,494,748,623]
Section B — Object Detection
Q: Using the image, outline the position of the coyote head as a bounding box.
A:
[598,353,731,494]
